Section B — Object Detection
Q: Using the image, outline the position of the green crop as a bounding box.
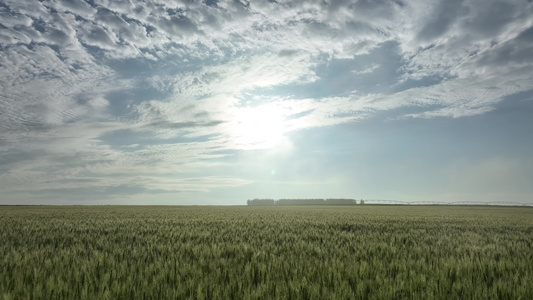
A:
[1,205,532,299]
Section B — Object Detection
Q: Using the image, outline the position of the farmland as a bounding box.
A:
[1,205,532,299]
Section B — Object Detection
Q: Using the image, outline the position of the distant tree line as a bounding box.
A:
[247,198,363,206]
[246,199,276,206]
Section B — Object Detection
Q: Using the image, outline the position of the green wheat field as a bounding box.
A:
[1,205,532,299]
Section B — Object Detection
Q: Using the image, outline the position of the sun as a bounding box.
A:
[231,104,287,150]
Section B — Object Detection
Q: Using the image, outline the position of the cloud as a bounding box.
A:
[415,0,466,42]
[53,0,98,19]
[1,0,532,203]
[399,0,533,79]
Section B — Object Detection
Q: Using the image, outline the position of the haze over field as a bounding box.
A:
[1,0,532,205]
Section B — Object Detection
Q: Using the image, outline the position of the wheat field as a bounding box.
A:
[1,205,532,299]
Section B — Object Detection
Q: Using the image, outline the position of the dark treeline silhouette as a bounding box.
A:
[247,198,360,206]
[247,199,276,206]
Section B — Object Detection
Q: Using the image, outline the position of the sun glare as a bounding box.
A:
[232,105,286,149]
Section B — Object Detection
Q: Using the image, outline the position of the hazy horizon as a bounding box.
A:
[1,0,532,205]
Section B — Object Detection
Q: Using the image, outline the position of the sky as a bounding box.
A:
[1,0,532,205]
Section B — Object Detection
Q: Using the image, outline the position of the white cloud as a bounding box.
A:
[51,0,98,20]
[1,0,533,203]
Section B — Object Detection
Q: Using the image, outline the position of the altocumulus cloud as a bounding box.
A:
[0,0,532,203]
